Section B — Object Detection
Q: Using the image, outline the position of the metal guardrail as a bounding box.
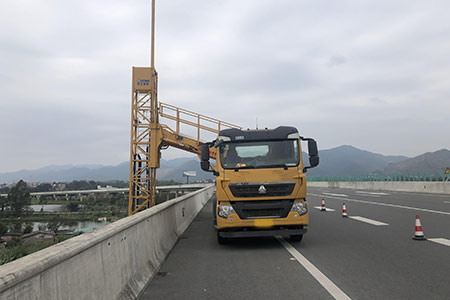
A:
[158,102,242,142]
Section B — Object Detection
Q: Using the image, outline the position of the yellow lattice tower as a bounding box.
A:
[128,1,242,215]
[128,0,159,215]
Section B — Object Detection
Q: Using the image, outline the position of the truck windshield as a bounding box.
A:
[219,140,300,169]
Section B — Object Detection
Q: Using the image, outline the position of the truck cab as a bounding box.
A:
[200,126,319,244]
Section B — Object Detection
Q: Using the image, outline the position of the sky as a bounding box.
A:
[0,0,449,172]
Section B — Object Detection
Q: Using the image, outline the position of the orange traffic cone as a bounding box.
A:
[342,203,348,217]
[412,215,426,240]
[321,198,326,212]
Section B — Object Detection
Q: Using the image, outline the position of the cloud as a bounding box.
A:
[1,0,450,172]
[328,55,348,67]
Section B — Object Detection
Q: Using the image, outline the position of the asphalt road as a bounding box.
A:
[141,187,450,300]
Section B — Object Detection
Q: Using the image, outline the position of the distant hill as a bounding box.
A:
[0,158,202,184]
[303,145,408,177]
[378,149,450,175]
[0,164,113,183]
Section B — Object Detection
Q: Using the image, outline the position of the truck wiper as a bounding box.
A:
[256,164,289,169]
[234,165,256,171]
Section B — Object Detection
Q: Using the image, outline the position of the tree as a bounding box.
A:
[47,216,64,242]
[0,223,8,236]
[0,196,7,212]
[65,180,97,191]
[29,183,53,193]
[23,223,33,234]
[7,180,31,216]
[6,237,23,248]
[67,202,79,212]
[47,217,63,234]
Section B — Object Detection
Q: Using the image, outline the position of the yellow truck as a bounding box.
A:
[200,126,319,244]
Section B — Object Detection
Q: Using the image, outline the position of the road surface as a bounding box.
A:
[141,186,450,299]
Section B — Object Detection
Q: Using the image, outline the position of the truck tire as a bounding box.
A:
[290,234,303,242]
[217,231,229,245]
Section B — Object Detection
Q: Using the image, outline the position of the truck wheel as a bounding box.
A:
[217,231,229,245]
[290,234,303,242]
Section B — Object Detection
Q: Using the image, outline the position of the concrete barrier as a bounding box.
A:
[0,184,215,300]
[308,181,450,194]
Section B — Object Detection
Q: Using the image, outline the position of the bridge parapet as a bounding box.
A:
[308,181,450,194]
[0,184,215,300]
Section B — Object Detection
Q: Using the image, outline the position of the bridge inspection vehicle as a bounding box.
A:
[200,127,319,244]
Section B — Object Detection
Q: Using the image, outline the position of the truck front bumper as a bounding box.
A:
[219,227,307,238]
[217,211,308,229]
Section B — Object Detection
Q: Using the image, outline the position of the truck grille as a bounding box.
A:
[230,200,294,219]
[228,182,295,198]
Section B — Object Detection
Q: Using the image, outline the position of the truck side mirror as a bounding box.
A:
[309,155,319,168]
[308,139,318,157]
[301,137,319,172]
[200,160,210,172]
[200,144,219,176]
[201,144,210,161]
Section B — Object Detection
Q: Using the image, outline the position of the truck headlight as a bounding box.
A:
[291,202,307,216]
[218,204,235,218]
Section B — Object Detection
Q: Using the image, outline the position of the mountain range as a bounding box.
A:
[303,145,408,177]
[377,149,450,175]
[1,146,449,184]
[0,157,213,184]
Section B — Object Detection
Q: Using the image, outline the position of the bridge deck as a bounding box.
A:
[141,187,450,300]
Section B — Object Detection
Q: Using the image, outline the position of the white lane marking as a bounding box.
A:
[428,238,450,247]
[323,192,348,197]
[349,216,388,226]
[313,206,336,212]
[309,193,450,216]
[353,194,381,198]
[355,191,388,196]
[444,201,450,204]
[276,236,352,300]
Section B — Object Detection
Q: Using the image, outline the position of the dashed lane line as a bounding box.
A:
[309,193,450,216]
[348,216,389,226]
[355,191,390,196]
[323,192,348,197]
[276,236,352,300]
[428,238,450,247]
[313,206,336,212]
[353,194,381,198]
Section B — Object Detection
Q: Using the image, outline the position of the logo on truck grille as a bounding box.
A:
[258,185,267,194]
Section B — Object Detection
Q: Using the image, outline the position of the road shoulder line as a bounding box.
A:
[276,236,352,300]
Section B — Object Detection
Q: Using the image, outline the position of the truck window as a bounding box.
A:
[235,145,269,157]
[219,140,299,169]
